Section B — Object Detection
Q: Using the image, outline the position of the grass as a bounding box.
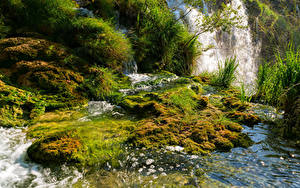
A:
[212,57,239,88]
[257,43,300,110]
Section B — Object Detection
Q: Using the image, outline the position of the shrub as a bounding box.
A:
[1,0,133,69]
[212,57,239,88]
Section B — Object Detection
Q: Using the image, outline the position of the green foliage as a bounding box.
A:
[118,0,200,75]
[1,0,132,68]
[246,0,300,61]
[0,13,10,39]
[4,0,76,33]
[257,43,300,111]
[212,57,239,88]
[239,83,252,104]
[72,17,132,68]
[80,66,118,100]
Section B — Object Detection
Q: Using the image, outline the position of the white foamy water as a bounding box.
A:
[0,127,82,188]
[185,0,261,87]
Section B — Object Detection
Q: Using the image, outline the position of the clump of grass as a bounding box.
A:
[257,43,299,138]
[1,0,132,68]
[257,43,300,109]
[118,0,200,75]
[80,66,119,101]
[212,57,239,88]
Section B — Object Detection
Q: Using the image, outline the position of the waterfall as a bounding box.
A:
[186,0,261,88]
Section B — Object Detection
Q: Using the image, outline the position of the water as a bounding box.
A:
[185,0,262,87]
[0,127,83,188]
[88,122,300,187]
[1,107,299,187]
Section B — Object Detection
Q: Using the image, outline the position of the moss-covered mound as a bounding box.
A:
[27,111,135,167]
[0,80,44,127]
[0,36,124,126]
[125,86,257,154]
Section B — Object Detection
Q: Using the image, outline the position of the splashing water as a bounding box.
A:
[186,0,261,87]
[0,127,83,188]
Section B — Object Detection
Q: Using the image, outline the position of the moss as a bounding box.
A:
[0,37,79,67]
[222,96,249,111]
[126,86,254,154]
[28,131,82,164]
[27,116,136,167]
[119,94,162,117]
[227,111,261,127]
[0,80,45,127]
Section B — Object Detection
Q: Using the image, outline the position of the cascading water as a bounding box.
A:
[185,0,261,87]
[0,127,83,187]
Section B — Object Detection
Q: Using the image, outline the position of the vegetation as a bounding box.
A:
[245,0,300,61]
[212,57,239,88]
[257,43,300,138]
[0,0,297,171]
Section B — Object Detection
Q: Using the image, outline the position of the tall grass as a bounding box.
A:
[257,43,300,112]
[212,57,239,88]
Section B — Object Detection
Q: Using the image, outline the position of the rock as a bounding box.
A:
[222,96,249,111]
[227,111,261,126]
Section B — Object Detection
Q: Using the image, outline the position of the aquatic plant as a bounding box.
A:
[212,57,239,88]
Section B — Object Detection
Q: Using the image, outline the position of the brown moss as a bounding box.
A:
[213,137,234,151]
[27,132,82,164]
[13,60,84,96]
[227,111,261,126]
[0,37,75,67]
[222,96,249,111]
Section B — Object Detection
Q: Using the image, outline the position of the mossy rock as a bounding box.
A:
[0,80,45,127]
[222,96,249,111]
[27,116,136,167]
[119,94,162,117]
[27,131,82,164]
[227,111,261,126]
[0,37,80,67]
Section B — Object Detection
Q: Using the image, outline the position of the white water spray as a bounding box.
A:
[0,127,83,188]
[186,0,261,87]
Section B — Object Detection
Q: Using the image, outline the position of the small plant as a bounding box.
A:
[239,83,253,104]
[212,57,239,88]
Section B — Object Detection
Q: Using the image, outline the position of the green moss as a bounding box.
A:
[126,85,254,154]
[0,80,45,127]
[27,115,136,167]
[222,96,249,111]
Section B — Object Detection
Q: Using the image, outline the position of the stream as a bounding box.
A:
[1,93,299,187]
